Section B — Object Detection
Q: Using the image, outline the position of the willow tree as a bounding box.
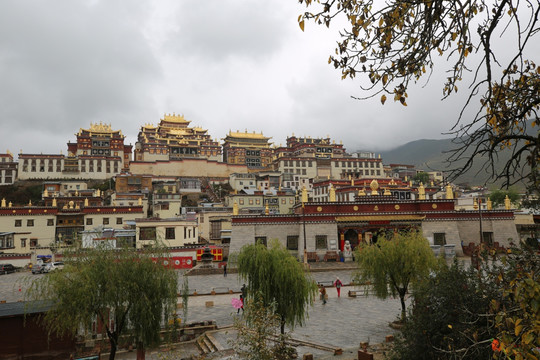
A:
[298,0,540,190]
[237,239,318,334]
[25,243,178,360]
[354,230,437,321]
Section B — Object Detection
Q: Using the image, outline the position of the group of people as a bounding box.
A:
[319,277,343,305]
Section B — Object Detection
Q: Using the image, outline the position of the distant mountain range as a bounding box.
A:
[377,138,523,188]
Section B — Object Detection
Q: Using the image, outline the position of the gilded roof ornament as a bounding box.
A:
[88,122,114,133]
[162,113,190,124]
[504,195,511,210]
[418,183,426,200]
[445,184,453,199]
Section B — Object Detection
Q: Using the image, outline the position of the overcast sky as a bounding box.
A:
[0,0,501,157]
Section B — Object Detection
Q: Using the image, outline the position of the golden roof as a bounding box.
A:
[226,130,271,140]
[79,122,122,136]
[161,113,190,124]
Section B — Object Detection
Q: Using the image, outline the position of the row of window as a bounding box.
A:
[139,226,197,240]
[14,218,123,227]
[237,198,295,205]
[282,160,313,168]
[22,159,120,173]
[255,235,328,250]
[283,168,308,175]
[335,161,381,168]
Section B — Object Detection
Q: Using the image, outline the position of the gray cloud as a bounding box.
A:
[1,0,527,160]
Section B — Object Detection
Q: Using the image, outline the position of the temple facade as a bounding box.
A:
[17,123,132,181]
[134,113,221,162]
[273,136,384,188]
[229,191,518,259]
[222,130,273,170]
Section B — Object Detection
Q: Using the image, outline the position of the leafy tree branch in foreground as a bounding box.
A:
[298,0,540,190]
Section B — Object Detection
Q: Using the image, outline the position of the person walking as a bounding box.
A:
[237,294,244,313]
[334,277,343,297]
[319,284,327,305]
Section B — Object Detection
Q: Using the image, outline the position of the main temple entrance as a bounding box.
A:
[344,229,359,249]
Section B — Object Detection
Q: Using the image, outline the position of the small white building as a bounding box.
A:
[136,217,198,249]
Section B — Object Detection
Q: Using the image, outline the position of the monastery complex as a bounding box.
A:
[0,113,537,265]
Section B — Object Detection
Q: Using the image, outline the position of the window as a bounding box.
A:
[21,238,26,248]
[116,218,123,225]
[287,235,299,250]
[30,239,38,247]
[482,232,494,246]
[15,219,22,227]
[27,219,34,227]
[434,233,446,246]
[255,236,267,247]
[315,235,328,249]
[140,227,156,240]
[47,219,54,226]
[165,227,175,240]
[103,218,109,225]
[86,218,93,225]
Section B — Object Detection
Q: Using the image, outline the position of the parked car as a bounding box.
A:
[43,262,64,273]
[31,264,45,274]
[0,264,16,275]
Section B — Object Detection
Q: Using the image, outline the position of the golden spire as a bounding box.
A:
[28,200,32,207]
[445,184,453,199]
[358,188,366,196]
[52,197,57,207]
[504,195,511,210]
[265,204,269,215]
[418,183,425,200]
[1,198,5,207]
[383,188,391,196]
[8,201,12,208]
[302,186,308,204]
[473,198,478,210]
[43,189,49,198]
[138,197,143,206]
[233,201,239,215]
[84,198,89,207]
[487,198,492,210]
[329,184,336,202]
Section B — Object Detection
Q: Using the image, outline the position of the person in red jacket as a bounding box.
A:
[334,277,343,297]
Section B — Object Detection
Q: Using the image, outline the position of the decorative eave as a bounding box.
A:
[336,214,425,222]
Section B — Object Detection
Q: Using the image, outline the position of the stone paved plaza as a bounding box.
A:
[1,265,406,358]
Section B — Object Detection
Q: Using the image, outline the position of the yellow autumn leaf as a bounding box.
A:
[515,324,523,336]
[299,20,305,32]
[382,74,388,85]
[448,324,452,329]
[381,94,387,105]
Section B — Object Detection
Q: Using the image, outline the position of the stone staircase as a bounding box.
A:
[195,330,226,355]
[199,177,220,203]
